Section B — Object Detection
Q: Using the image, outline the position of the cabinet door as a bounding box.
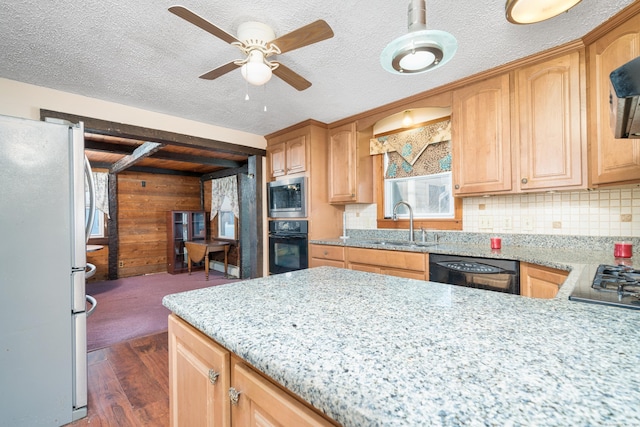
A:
[452,74,512,195]
[588,12,640,185]
[520,263,568,299]
[328,123,357,203]
[168,314,231,427]
[515,51,586,191]
[269,142,287,178]
[231,361,334,427]
[286,136,307,175]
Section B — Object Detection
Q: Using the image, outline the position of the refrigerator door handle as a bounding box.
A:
[84,155,95,243]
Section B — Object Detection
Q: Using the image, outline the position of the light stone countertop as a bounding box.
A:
[163,265,640,426]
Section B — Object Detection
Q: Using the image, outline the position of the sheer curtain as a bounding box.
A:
[92,172,110,218]
[210,175,239,220]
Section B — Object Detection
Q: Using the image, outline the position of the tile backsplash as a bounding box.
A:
[345,187,640,237]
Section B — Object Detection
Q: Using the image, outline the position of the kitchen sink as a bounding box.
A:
[369,241,437,248]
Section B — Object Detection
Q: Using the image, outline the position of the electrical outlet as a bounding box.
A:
[479,216,493,230]
[503,217,513,230]
[522,216,534,231]
[118,261,124,268]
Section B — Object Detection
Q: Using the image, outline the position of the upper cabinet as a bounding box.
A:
[586,11,640,186]
[452,73,513,195]
[328,122,373,204]
[267,135,307,179]
[514,49,587,191]
[452,47,586,196]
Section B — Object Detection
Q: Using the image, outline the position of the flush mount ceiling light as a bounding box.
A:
[381,0,457,75]
[505,0,583,24]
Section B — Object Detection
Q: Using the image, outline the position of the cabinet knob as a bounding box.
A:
[208,369,219,385]
[454,184,460,190]
[521,178,528,184]
[228,387,241,406]
[323,251,329,256]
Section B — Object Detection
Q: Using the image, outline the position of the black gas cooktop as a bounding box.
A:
[569,264,640,310]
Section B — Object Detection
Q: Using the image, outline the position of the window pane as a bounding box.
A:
[218,211,235,239]
[86,208,104,238]
[384,172,453,219]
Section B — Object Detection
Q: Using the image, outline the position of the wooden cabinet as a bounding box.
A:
[309,244,345,268]
[328,122,373,204]
[168,314,231,427]
[346,247,428,280]
[265,121,343,240]
[452,73,513,195]
[169,314,336,427]
[167,210,208,274]
[520,262,568,299]
[586,11,640,186]
[514,49,587,191]
[231,360,334,427]
[268,136,307,178]
[453,48,586,196]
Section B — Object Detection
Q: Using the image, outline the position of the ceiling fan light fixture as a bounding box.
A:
[505,0,583,24]
[240,50,273,86]
[381,0,457,75]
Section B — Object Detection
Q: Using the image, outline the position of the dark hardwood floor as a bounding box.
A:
[65,332,170,427]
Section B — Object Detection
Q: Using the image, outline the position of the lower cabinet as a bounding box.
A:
[169,314,230,427]
[347,247,428,280]
[168,314,336,427]
[309,244,345,268]
[520,262,568,299]
[231,360,333,427]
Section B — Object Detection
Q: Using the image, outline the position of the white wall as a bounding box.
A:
[346,187,640,238]
[0,78,266,149]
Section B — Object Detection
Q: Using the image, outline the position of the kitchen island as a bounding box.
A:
[163,266,640,426]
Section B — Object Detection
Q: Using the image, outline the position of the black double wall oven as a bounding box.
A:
[268,220,308,275]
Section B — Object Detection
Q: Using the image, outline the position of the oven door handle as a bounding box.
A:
[270,234,307,239]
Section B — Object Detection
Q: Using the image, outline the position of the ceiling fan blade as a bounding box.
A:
[199,62,240,80]
[169,6,240,45]
[273,64,312,91]
[269,20,334,54]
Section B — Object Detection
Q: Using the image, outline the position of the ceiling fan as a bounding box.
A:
[169,5,334,91]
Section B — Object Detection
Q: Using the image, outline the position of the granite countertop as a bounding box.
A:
[163,266,640,426]
[310,234,640,302]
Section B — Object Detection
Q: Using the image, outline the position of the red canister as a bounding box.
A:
[490,237,501,250]
[614,242,633,258]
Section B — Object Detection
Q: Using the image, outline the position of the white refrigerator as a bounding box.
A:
[0,114,94,425]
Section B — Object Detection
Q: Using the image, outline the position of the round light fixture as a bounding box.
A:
[381,0,457,75]
[505,0,583,24]
[381,30,456,74]
[240,50,273,86]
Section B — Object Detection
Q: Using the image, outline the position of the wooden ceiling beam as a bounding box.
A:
[110,141,164,174]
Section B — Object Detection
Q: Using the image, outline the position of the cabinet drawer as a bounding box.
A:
[310,258,345,268]
[347,247,426,271]
[309,244,345,261]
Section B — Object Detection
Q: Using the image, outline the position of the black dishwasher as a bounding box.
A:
[429,253,520,294]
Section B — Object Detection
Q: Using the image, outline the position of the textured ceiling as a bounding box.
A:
[0,0,635,137]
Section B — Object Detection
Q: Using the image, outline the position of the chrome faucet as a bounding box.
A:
[392,201,414,243]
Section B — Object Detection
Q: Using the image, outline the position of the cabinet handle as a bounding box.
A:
[208,369,219,385]
[454,184,460,189]
[521,178,528,184]
[229,387,241,406]
[323,251,328,256]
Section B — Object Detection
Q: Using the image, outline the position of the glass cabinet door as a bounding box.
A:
[191,212,206,240]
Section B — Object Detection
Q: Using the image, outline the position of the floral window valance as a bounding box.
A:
[210,175,239,220]
[370,118,452,179]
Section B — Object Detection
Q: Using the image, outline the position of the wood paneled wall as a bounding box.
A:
[87,171,240,281]
[118,171,203,278]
